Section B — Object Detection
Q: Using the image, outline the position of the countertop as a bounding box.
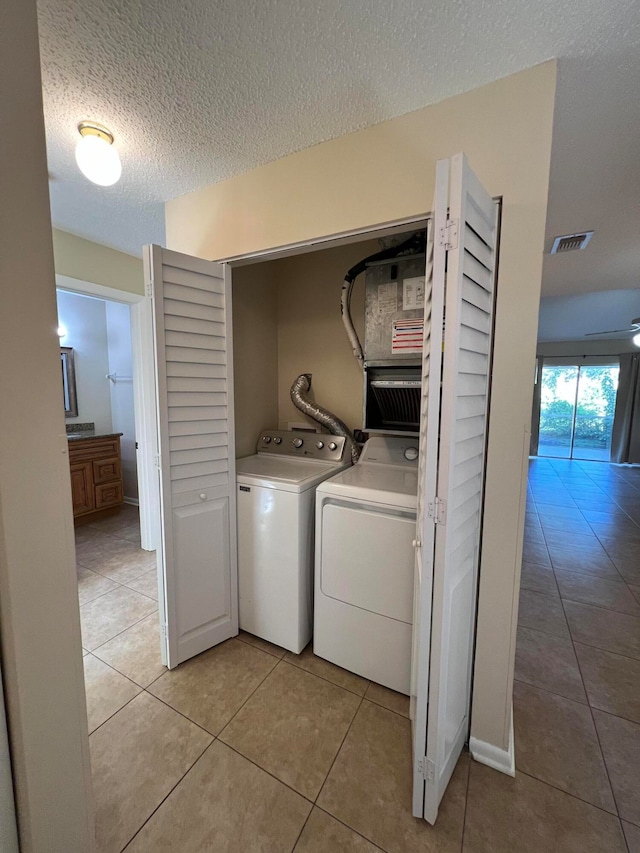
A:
[67,431,124,442]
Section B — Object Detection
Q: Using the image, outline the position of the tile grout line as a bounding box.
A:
[289,806,315,852]
[78,563,156,597]
[550,588,640,620]
[281,655,370,698]
[116,738,216,853]
[234,633,287,660]
[89,608,160,659]
[220,738,319,807]
[314,693,365,805]
[516,764,621,820]
[310,806,390,852]
[553,562,621,819]
[78,576,157,610]
[87,678,144,739]
[512,676,588,708]
[146,639,282,743]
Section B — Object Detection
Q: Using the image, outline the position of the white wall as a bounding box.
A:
[0,0,94,847]
[105,302,138,501]
[56,290,112,432]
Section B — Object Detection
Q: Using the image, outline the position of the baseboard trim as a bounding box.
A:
[469,712,515,777]
[123,497,139,507]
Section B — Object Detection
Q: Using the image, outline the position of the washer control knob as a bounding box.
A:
[316,440,325,449]
[328,441,337,451]
[273,437,282,445]
[262,435,271,443]
[404,446,419,461]
[293,438,304,448]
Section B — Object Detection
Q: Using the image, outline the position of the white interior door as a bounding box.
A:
[411,162,448,817]
[144,245,238,669]
[413,154,498,822]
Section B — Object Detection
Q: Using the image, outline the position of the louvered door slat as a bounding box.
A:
[166,362,226,379]
[166,346,226,364]
[167,377,226,394]
[165,330,226,351]
[164,299,225,323]
[164,282,224,308]
[146,244,237,670]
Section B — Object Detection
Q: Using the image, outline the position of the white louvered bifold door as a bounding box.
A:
[422,154,498,823]
[410,168,447,818]
[145,245,238,669]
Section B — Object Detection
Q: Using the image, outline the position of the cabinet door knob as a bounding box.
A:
[412,539,421,548]
[199,493,207,501]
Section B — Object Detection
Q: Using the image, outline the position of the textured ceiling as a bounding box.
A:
[538,289,640,341]
[38,0,640,312]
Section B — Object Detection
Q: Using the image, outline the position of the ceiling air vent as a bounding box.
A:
[550,231,594,254]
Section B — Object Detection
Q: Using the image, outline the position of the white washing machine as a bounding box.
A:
[314,435,419,694]
[236,430,352,654]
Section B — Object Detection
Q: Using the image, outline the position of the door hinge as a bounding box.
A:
[160,621,168,643]
[428,496,446,524]
[145,280,154,297]
[154,454,161,469]
[418,757,435,782]
[438,218,458,250]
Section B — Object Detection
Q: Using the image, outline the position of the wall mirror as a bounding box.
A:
[61,347,78,417]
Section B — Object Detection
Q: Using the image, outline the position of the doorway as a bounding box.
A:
[537,360,620,461]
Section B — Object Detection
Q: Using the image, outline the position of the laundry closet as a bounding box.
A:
[145,153,499,824]
[232,229,426,671]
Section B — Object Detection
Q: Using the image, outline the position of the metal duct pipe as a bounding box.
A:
[290,374,360,463]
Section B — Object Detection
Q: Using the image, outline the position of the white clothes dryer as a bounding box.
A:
[314,436,419,694]
[236,430,351,654]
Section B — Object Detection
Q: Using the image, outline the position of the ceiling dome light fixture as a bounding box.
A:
[75,122,122,186]
[632,332,640,348]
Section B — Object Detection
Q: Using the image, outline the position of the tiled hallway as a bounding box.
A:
[78,475,638,852]
[518,457,640,853]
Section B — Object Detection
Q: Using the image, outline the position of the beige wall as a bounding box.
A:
[166,61,557,755]
[232,263,279,457]
[53,228,144,296]
[0,0,94,849]
[275,240,377,431]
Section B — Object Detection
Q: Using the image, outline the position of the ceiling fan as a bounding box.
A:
[586,317,640,338]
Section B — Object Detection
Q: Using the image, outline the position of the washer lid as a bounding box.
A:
[316,462,418,509]
[236,454,348,493]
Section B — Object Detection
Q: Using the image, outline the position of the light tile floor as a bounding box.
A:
[79,465,639,851]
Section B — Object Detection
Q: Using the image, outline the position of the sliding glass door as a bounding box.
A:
[538,361,619,460]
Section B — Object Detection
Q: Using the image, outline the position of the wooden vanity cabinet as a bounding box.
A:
[68,435,124,524]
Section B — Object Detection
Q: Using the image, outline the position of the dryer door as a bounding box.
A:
[321,502,415,623]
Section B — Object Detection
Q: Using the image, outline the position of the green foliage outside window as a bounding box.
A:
[539,366,618,450]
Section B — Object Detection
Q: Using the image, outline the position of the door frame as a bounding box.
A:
[55,274,159,552]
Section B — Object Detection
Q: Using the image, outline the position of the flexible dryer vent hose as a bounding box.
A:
[290,374,360,463]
